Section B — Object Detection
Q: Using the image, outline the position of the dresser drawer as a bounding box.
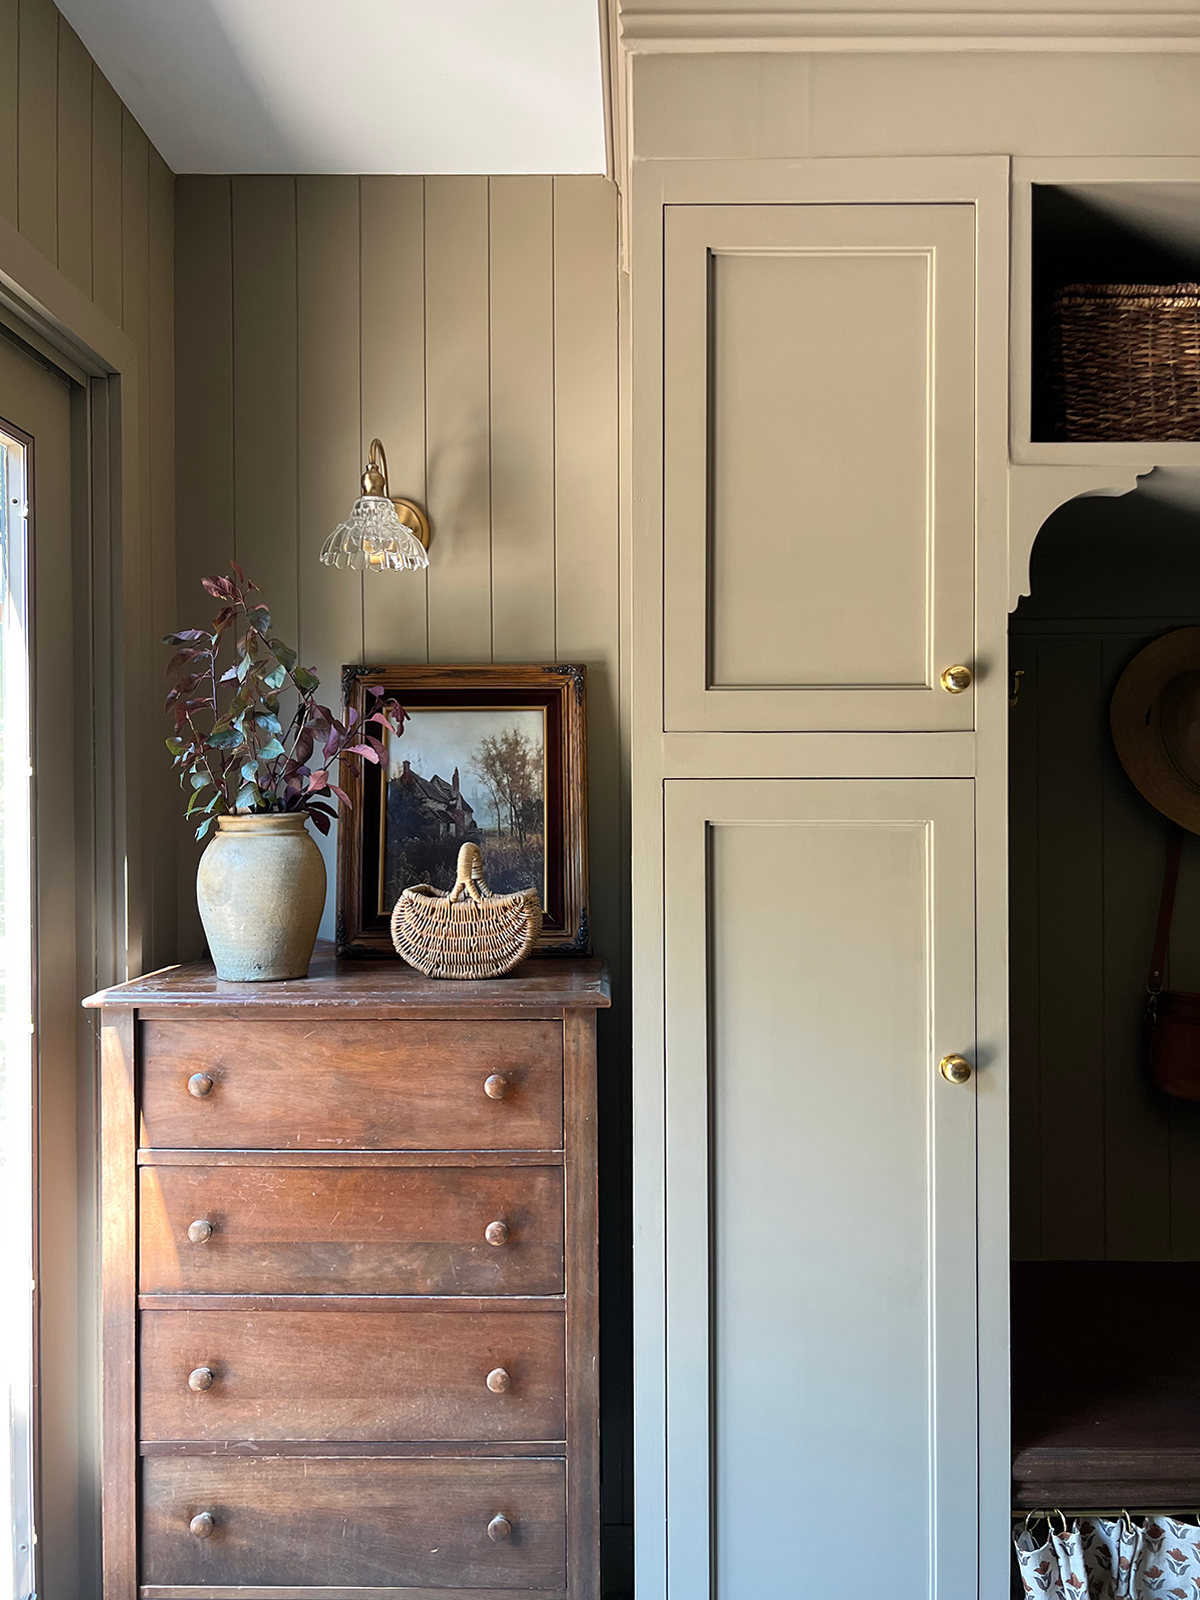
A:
[140,1306,566,1443]
[139,1161,565,1297]
[139,1020,563,1150]
[140,1454,566,1589]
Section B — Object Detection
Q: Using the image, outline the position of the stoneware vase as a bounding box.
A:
[196,813,326,981]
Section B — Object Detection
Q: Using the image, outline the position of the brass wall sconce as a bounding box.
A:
[320,439,431,572]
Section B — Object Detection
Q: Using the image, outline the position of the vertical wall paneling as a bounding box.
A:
[1099,636,1170,1257]
[1169,1039,1200,1257]
[90,64,122,326]
[360,174,428,663]
[173,176,233,950]
[424,176,492,661]
[55,16,91,292]
[552,175,626,1549]
[174,173,629,1563]
[173,179,233,636]
[2,9,175,1591]
[147,148,176,971]
[553,177,621,958]
[231,176,299,643]
[1010,479,1200,1263]
[1008,641,1041,1259]
[17,0,58,261]
[489,175,556,661]
[0,0,16,224]
[1035,637,1107,1257]
[121,108,151,956]
[297,176,363,924]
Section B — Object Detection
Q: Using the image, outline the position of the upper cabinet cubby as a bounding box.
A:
[1013,162,1200,466]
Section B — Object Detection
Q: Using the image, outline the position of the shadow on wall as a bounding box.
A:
[1010,480,1200,1263]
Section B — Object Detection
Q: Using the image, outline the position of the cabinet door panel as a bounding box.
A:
[664,204,975,731]
[665,779,977,1600]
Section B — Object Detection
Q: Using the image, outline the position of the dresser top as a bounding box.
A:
[83,944,610,1016]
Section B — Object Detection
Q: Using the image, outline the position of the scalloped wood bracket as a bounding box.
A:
[1009,463,1155,612]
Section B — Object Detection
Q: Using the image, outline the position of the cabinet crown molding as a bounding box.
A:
[620,8,1200,51]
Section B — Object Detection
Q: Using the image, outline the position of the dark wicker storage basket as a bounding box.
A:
[1053,282,1200,442]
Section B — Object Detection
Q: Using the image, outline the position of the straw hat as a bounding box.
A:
[1111,627,1200,833]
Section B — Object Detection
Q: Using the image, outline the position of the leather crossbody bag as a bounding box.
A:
[1147,825,1200,1100]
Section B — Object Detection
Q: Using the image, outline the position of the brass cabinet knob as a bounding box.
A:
[189,1512,215,1539]
[188,1367,214,1392]
[187,1219,214,1244]
[939,664,973,694]
[187,1072,214,1099]
[485,1220,509,1248]
[483,1074,509,1100]
[486,1367,511,1394]
[939,1053,972,1085]
[487,1514,512,1543]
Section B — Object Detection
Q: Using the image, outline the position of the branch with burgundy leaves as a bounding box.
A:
[164,564,407,840]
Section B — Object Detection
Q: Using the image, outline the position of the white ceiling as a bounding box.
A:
[55,0,608,175]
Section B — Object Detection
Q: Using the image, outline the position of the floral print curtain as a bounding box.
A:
[1015,1515,1200,1598]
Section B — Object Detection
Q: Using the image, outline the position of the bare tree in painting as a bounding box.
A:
[472,725,540,843]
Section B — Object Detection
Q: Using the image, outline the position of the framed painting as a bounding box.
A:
[336,663,589,958]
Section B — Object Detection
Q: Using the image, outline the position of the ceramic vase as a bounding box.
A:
[196,813,325,981]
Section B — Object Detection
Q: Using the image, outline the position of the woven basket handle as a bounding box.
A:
[449,841,490,903]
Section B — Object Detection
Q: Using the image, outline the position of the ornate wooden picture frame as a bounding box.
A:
[336,663,589,958]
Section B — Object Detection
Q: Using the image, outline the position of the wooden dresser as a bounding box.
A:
[86,948,609,1600]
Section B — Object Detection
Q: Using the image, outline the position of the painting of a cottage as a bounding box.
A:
[380,707,546,910]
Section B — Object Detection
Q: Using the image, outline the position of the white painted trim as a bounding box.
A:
[619,8,1200,51]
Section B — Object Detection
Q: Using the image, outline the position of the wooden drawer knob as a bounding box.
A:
[485,1219,509,1247]
[188,1367,215,1392]
[483,1074,509,1100]
[486,1367,511,1394]
[187,1219,214,1244]
[187,1072,214,1098]
[189,1512,215,1539]
[487,1514,512,1543]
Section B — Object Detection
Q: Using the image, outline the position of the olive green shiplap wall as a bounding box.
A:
[1010,492,1200,1263]
[173,175,621,951]
[0,0,177,970]
[0,5,175,1597]
[173,172,631,1578]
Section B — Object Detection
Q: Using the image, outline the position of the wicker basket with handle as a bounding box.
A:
[1053,281,1200,442]
[390,841,542,980]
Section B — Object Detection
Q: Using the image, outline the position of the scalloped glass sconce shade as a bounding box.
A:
[320,495,429,572]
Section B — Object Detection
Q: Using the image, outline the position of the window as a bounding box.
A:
[0,423,34,1600]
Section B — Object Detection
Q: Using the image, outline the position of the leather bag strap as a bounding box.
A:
[1149,825,1186,995]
